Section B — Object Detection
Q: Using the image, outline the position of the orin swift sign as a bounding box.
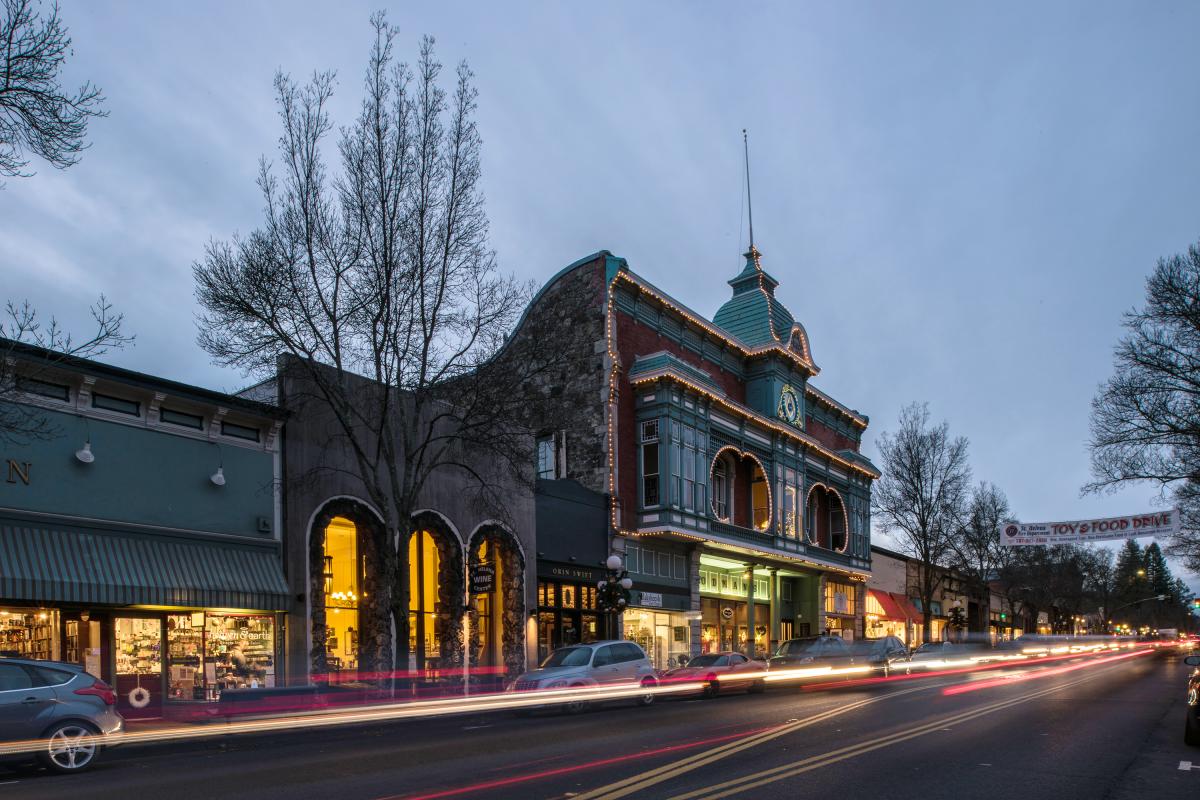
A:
[999,510,1181,547]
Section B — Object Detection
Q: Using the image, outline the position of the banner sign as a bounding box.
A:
[998,510,1180,547]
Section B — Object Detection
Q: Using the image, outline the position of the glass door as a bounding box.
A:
[114,616,163,718]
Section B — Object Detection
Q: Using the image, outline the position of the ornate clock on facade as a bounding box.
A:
[778,384,801,427]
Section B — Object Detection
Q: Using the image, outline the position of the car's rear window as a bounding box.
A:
[32,666,75,685]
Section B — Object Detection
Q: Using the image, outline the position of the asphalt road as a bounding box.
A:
[4,651,1199,800]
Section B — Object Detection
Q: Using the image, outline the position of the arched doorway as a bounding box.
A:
[468,525,526,680]
[309,498,386,679]
[408,513,464,674]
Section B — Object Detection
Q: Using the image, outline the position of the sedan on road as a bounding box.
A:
[660,652,766,698]
[0,657,124,773]
[509,640,658,714]
[846,636,911,676]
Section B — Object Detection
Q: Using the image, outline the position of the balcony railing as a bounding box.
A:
[706,519,866,571]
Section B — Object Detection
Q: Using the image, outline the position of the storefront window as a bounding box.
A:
[0,608,59,660]
[409,529,442,666]
[471,540,507,668]
[624,609,691,671]
[206,614,275,696]
[167,613,204,700]
[324,516,360,672]
[115,617,161,676]
[824,581,857,615]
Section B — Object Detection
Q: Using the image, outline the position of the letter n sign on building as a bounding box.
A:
[470,562,496,595]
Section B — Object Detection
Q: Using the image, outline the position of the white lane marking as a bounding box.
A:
[0,781,19,786]
[1179,761,1196,771]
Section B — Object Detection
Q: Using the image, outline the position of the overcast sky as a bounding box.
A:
[4,2,1199,590]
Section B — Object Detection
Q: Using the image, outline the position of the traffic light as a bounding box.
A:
[1000,612,1007,620]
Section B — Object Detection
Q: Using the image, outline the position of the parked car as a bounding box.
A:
[847,637,911,676]
[661,652,766,698]
[908,641,964,666]
[1185,654,1200,746]
[508,640,657,713]
[767,635,854,674]
[0,658,124,773]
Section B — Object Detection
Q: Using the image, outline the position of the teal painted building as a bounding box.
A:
[0,342,287,718]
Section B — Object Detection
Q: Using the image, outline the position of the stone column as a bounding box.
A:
[745,563,756,658]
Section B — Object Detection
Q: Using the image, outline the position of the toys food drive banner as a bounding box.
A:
[998,510,1180,547]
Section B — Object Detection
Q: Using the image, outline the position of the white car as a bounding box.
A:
[509,640,657,713]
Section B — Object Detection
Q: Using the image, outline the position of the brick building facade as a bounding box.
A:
[515,247,879,667]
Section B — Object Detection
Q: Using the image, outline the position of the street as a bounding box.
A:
[3,651,1197,800]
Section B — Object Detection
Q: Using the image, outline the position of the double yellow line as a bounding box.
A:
[571,684,934,800]
[581,662,1125,800]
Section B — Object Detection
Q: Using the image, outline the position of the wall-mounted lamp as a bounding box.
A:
[79,610,90,623]
[75,441,95,464]
[209,441,226,486]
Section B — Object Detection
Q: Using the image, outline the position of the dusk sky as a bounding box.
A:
[4,2,1199,588]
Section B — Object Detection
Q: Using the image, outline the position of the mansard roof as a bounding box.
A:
[711,247,816,373]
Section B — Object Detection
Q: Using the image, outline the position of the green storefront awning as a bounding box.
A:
[0,521,290,612]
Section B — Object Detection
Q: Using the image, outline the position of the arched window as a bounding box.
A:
[323,516,360,672]
[471,539,504,667]
[409,529,442,668]
[830,492,847,552]
[711,458,729,520]
[749,461,770,531]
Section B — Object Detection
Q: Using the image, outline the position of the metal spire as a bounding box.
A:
[743,129,755,253]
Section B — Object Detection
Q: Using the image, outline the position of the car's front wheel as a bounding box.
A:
[39,722,100,773]
[637,677,657,707]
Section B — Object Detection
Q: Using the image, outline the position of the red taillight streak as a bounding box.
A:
[74,679,116,705]
[387,725,776,800]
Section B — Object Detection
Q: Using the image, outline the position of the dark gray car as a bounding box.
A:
[0,658,124,773]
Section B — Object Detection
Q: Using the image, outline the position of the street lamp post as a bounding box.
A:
[597,554,633,639]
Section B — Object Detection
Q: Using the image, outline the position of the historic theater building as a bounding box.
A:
[516,246,878,666]
[0,343,288,719]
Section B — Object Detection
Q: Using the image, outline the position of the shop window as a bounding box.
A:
[673,554,686,580]
[471,539,506,668]
[205,614,275,696]
[626,545,640,574]
[783,486,798,538]
[824,581,856,615]
[0,608,58,659]
[324,516,360,672]
[409,529,442,664]
[115,617,162,676]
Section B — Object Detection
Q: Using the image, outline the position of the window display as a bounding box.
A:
[0,608,59,660]
[115,617,162,676]
[206,614,275,697]
[167,613,205,699]
[324,516,360,672]
[623,609,691,670]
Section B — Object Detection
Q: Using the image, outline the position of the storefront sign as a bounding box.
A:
[470,562,496,594]
[4,459,31,485]
[720,606,734,620]
[998,510,1180,547]
[543,563,601,583]
[639,591,663,608]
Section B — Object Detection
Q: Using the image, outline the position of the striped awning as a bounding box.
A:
[0,521,290,611]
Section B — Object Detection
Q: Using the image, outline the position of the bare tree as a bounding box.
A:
[0,0,106,184]
[873,402,971,642]
[948,481,1010,630]
[194,16,579,678]
[1086,239,1200,571]
[1,296,131,444]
